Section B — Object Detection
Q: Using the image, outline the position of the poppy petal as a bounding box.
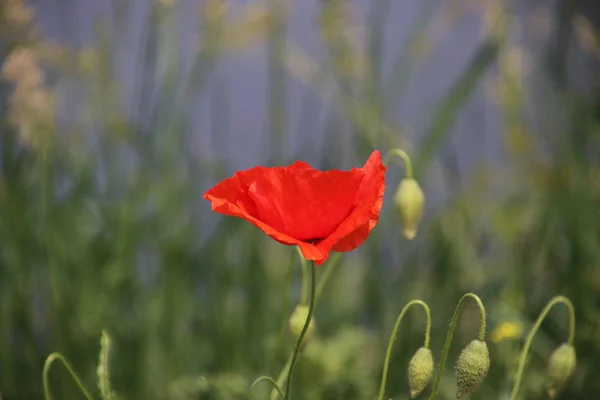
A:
[247,168,363,241]
[205,189,324,257]
[203,150,386,265]
[316,150,386,255]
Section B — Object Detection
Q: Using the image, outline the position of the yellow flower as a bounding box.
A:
[490,322,523,343]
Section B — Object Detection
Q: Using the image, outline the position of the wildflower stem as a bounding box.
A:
[383,148,413,178]
[509,295,575,400]
[43,352,94,400]
[428,293,487,400]
[284,261,317,400]
[251,376,285,399]
[377,300,432,400]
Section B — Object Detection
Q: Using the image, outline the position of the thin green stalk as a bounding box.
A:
[509,296,575,400]
[383,148,413,178]
[427,293,487,400]
[284,261,317,400]
[377,300,432,400]
[43,353,95,400]
[270,248,313,400]
[251,376,284,399]
[315,252,341,304]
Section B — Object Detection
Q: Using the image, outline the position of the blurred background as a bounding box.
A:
[1,0,599,398]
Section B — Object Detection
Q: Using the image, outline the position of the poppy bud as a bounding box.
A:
[547,343,576,398]
[393,178,425,240]
[288,305,316,342]
[455,340,490,399]
[408,347,434,398]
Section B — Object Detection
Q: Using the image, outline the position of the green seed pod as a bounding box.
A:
[455,340,490,399]
[288,305,316,342]
[547,343,576,398]
[408,347,434,398]
[393,178,425,240]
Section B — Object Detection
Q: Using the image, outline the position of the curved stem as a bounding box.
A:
[383,148,413,178]
[427,293,487,400]
[315,252,341,304]
[251,376,285,399]
[43,352,95,400]
[509,296,575,400]
[377,300,432,400]
[284,261,316,400]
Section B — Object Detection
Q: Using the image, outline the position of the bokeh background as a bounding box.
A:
[1,0,600,399]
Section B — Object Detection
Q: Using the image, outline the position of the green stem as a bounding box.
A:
[251,376,284,399]
[297,247,309,305]
[509,295,575,400]
[43,352,95,400]
[383,148,413,178]
[270,248,316,400]
[427,293,487,400]
[315,252,341,304]
[377,300,432,400]
[284,261,316,400]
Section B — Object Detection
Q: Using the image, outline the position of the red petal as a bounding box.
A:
[203,160,313,222]
[316,150,386,257]
[247,167,363,241]
[203,151,386,265]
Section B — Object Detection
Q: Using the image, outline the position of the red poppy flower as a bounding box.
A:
[203,150,386,265]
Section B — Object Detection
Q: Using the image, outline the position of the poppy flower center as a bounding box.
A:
[247,168,364,241]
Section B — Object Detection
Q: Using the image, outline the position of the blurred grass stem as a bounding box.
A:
[271,250,297,372]
[251,376,284,399]
[270,355,292,400]
[297,247,309,305]
[315,253,341,304]
[43,353,94,400]
[267,0,287,161]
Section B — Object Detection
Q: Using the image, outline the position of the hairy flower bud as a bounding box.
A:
[408,347,434,398]
[288,305,315,342]
[547,343,576,398]
[394,178,425,239]
[455,340,490,399]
